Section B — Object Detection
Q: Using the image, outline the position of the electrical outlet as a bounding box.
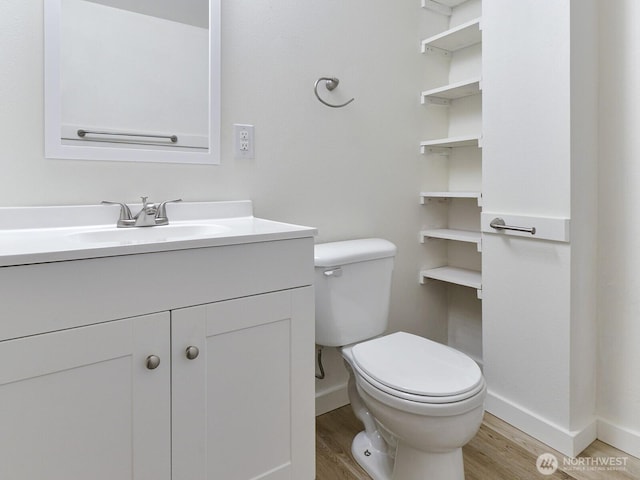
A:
[233,124,254,159]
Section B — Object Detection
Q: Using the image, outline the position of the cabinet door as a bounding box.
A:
[0,312,171,480]
[172,288,315,480]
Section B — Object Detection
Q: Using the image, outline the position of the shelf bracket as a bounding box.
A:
[421,145,452,156]
[421,96,451,106]
[421,44,451,57]
[420,196,450,205]
[421,0,453,16]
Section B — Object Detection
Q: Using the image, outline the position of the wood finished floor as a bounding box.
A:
[316,406,640,480]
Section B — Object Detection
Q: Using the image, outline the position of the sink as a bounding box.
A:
[70,224,231,245]
[0,200,317,267]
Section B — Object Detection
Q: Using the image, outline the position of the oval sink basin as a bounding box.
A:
[70,224,231,245]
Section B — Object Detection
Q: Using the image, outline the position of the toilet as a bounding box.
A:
[314,238,486,480]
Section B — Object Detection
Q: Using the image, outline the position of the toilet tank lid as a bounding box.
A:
[314,238,397,267]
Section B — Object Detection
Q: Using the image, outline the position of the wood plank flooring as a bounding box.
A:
[316,405,640,480]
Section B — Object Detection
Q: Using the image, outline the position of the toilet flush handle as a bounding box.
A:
[323,267,342,277]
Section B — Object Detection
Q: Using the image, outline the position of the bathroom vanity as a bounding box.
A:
[0,201,316,480]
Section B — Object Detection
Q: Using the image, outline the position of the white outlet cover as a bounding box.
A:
[233,124,254,160]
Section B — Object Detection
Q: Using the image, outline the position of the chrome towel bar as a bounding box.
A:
[77,129,178,143]
[490,217,536,235]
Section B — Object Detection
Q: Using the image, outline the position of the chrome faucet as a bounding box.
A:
[101,197,182,228]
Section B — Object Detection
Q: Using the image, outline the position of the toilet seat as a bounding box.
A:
[350,332,484,404]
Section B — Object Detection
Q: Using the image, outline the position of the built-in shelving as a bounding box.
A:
[419,0,484,363]
[420,191,482,206]
[421,77,481,106]
[420,228,482,251]
[420,134,482,154]
[421,0,470,16]
[421,17,481,55]
[420,266,482,297]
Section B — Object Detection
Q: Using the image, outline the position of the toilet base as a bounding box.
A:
[392,442,464,480]
[352,431,393,480]
[352,430,466,480]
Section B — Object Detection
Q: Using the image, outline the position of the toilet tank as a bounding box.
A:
[314,238,397,347]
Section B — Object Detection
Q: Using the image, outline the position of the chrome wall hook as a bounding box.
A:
[314,77,355,108]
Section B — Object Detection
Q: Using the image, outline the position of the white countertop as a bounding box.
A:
[0,200,317,267]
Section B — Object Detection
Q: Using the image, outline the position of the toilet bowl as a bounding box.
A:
[314,239,486,480]
[343,332,485,480]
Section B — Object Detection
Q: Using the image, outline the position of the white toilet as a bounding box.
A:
[315,238,486,480]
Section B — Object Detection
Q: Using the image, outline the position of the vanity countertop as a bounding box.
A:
[0,200,317,267]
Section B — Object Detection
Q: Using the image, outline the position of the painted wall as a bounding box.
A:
[597,0,640,457]
[0,0,443,411]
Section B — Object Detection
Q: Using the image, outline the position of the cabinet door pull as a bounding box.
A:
[146,355,161,370]
[185,346,200,360]
[490,217,536,235]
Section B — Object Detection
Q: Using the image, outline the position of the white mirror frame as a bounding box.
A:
[44,0,221,165]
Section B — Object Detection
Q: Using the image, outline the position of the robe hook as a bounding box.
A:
[314,77,355,108]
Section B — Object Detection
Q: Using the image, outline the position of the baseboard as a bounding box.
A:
[315,382,349,416]
[597,418,640,459]
[486,389,597,457]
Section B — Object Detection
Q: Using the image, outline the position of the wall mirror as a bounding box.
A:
[44,0,220,164]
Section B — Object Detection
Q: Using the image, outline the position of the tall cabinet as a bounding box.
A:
[481,0,598,457]
[419,0,483,367]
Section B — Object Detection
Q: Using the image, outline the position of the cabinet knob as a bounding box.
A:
[146,355,161,370]
[185,346,200,360]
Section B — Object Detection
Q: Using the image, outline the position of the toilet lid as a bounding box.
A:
[351,332,483,398]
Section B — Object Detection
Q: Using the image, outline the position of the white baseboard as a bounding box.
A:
[597,418,640,459]
[486,389,597,457]
[315,382,349,416]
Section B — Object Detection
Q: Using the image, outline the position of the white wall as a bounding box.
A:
[0,0,440,412]
[597,0,640,457]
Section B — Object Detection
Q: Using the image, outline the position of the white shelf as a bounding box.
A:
[421,228,482,251]
[421,77,481,106]
[420,134,482,154]
[421,0,470,16]
[420,191,482,206]
[421,18,481,54]
[420,266,482,298]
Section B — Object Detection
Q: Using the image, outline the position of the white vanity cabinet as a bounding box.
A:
[172,289,313,480]
[0,312,172,480]
[0,231,316,480]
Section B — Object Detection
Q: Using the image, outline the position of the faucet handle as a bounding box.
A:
[139,196,157,214]
[155,199,183,225]
[101,201,135,227]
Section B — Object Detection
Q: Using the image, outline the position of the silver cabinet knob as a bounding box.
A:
[185,346,200,360]
[146,355,161,370]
